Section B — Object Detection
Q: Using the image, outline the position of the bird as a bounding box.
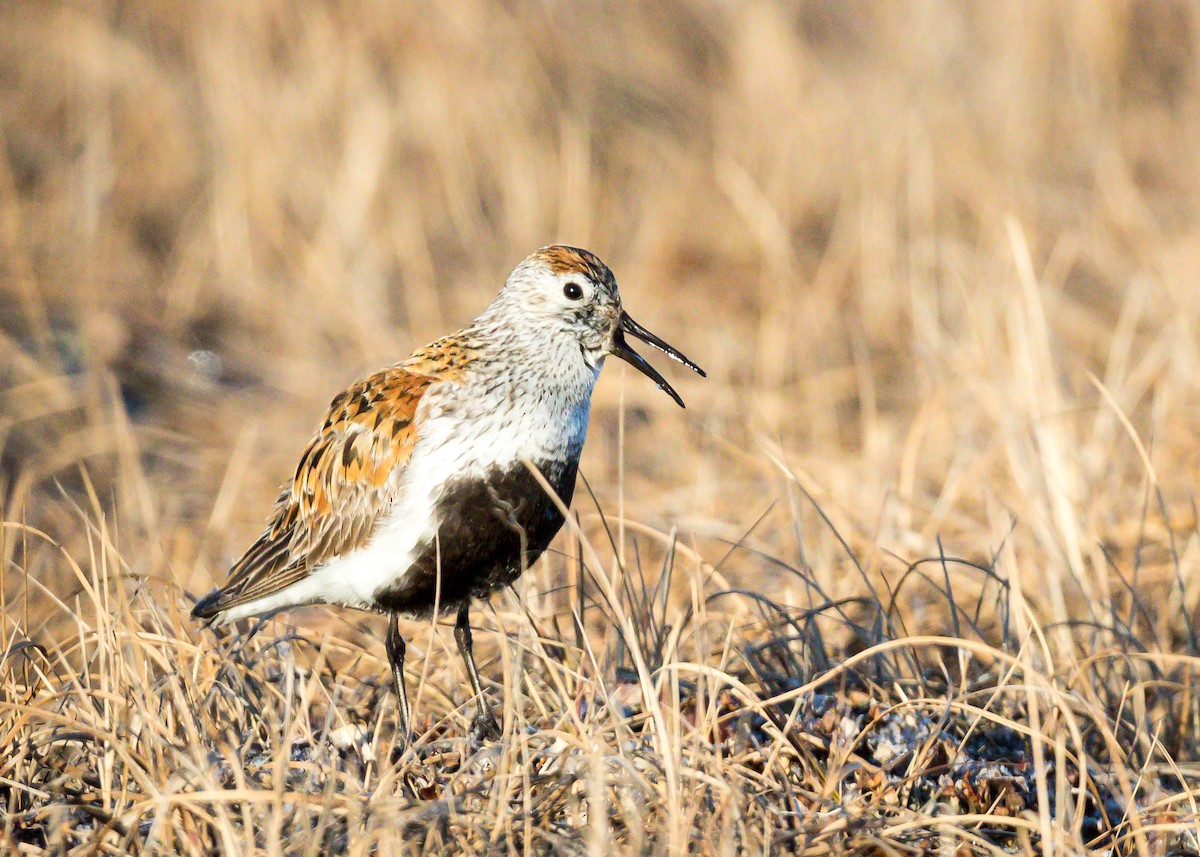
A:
[192,245,705,750]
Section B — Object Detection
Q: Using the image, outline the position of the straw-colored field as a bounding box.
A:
[3,1,1200,853]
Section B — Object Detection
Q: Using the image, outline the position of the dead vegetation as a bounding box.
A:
[3,1,1200,853]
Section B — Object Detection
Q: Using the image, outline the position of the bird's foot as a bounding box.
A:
[389,718,419,764]
[469,709,502,749]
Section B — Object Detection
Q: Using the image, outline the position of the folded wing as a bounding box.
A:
[192,366,438,620]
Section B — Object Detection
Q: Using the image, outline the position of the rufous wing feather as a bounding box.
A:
[192,365,438,620]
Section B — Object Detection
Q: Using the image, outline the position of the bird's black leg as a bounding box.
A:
[455,605,501,742]
[386,613,412,756]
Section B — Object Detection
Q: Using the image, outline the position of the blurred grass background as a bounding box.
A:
[3,1,1200,852]
[4,0,1199,626]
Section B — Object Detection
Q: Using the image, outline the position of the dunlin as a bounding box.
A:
[193,246,704,748]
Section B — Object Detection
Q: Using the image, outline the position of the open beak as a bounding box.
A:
[610,311,706,408]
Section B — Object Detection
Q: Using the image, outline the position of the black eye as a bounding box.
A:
[563,282,584,301]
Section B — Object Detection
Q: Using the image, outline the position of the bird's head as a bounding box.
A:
[493,245,705,406]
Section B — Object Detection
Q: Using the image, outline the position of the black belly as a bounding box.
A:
[373,458,578,616]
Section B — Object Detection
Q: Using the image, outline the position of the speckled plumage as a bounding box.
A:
[193,245,704,748]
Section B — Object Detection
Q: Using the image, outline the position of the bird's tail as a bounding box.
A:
[191,588,228,623]
[189,525,306,625]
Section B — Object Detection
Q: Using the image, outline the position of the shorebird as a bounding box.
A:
[192,246,704,748]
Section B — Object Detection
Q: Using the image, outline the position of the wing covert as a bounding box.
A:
[194,366,438,619]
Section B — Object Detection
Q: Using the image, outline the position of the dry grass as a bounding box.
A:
[3,0,1200,853]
